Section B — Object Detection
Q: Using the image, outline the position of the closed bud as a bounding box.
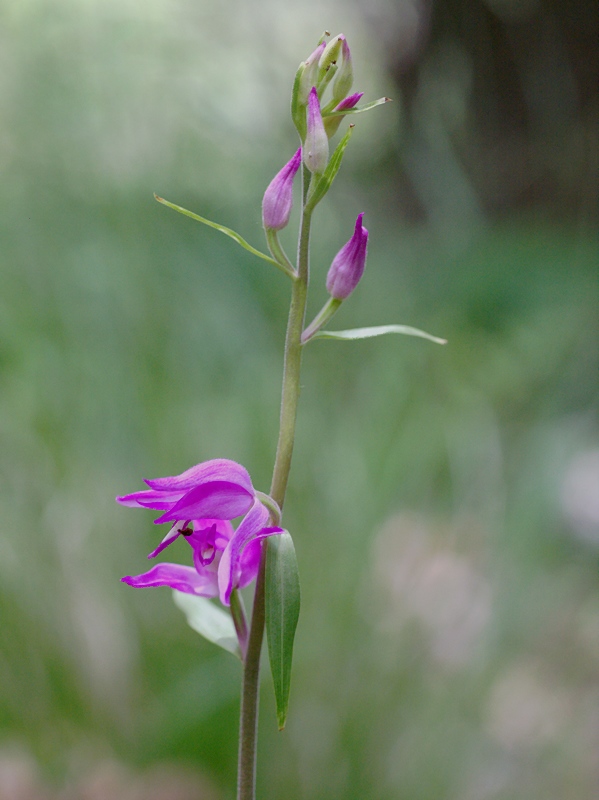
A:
[323,92,363,138]
[304,87,329,174]
[326,213,368,300]
[331,36,354,104]
[298,41,326,105]
[318,34,344,75]
[262,148,302,231]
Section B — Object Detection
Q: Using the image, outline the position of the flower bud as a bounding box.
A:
[318,34,344,74]
[304,87,329,174]
[297,41,326,106]
[331,36,354,105]
[323,92,363,138]
[262,148,302,231]
[326,213,368,300]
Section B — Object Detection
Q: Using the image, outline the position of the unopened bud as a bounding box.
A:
[262,148,302,231]
[326,213,368,299]
[318,34,344,74]
[331,36,354,105]
[304,87,329,174]
[323,92,363,138]
[298,41,326,105]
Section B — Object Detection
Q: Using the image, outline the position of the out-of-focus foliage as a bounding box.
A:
[0,1,597,799]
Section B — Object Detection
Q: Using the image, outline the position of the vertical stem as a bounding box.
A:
[237,169,313,800]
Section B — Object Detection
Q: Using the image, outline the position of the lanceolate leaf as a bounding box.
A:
[173,590,241,659]
[265,533,301,730]
[154,195,291,276]
[310,324,447,345]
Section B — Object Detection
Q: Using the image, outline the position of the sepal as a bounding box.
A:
[173,590,242,659]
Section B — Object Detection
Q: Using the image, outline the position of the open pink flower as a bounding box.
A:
[117,459,284,605]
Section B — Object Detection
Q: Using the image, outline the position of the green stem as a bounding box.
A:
[265,229,297,278]
[236,169,313,800]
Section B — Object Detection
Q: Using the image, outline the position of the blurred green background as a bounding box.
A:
[1,0,597,798]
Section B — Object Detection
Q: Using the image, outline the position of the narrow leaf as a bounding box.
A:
[154,194,292,276]
[173,590,241,659]
[265,533,301,730]
[306,125,354,210]
[310,324,447,345]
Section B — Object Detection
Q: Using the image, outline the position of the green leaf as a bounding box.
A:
[154,194,293,277]
[265,533,301,730]
[306,125,354,210]
[172,590,241,659]
[310,324,447,345]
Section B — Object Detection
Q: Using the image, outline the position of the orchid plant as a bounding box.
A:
[118,32,445,800]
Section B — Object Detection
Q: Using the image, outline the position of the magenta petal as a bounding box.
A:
[144,459,253,494]
[237,538,262,587]
[121,563,219,597]
[218,500,285,605]
[152,481,254,525]
[116,488,184,510]
[235,527,285,590]
[148,522,185,559]
[334,92,363,111]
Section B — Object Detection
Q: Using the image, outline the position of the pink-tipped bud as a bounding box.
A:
[326,213,369,299]
[304,87,329,174]
[298,41,326,105]
[323,92,363,137]
[262,148,302,231]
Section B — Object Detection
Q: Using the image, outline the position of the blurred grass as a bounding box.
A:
[1,1,598,799]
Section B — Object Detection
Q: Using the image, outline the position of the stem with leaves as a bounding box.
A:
[237,167,312,800]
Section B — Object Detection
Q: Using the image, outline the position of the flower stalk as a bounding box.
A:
[237,166,313,800]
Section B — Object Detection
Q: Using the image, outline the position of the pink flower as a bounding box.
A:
[117,459,284,606]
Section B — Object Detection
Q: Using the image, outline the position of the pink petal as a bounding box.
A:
[116,488,184,510]
[148,521,186,559]
[121,563,219,597]
[218,500,285,605]
[152,481,254,524]
[144,459,253,494]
